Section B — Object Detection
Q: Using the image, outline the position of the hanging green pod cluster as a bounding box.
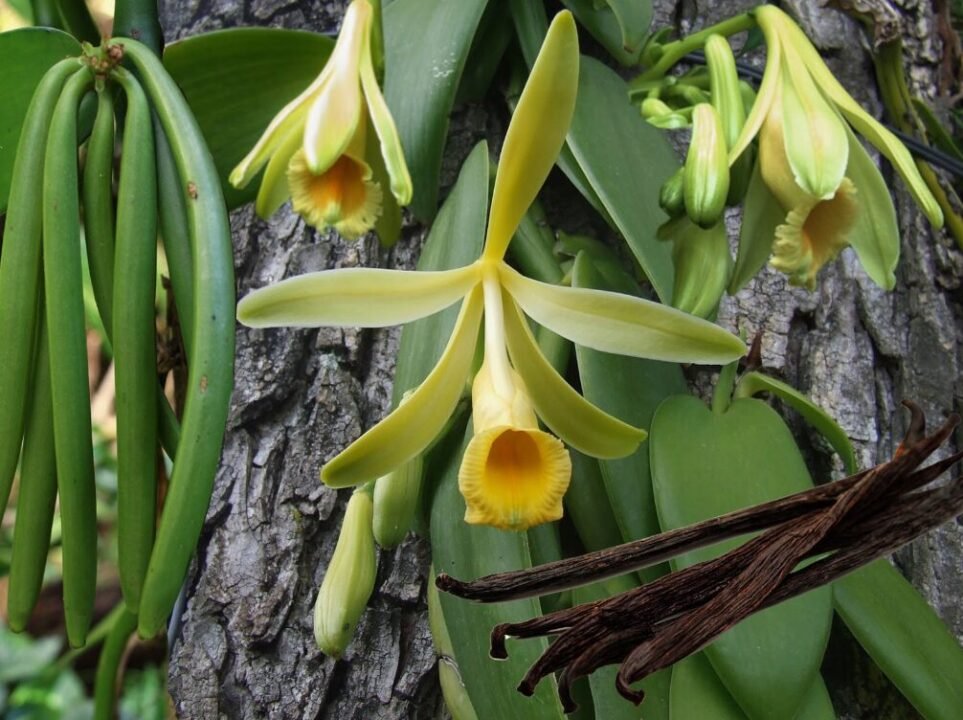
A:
[0,31,235,649]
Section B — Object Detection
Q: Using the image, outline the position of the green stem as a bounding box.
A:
[112,0,163,55]
[55,0,100,43]
[92,608,138,720]
[711,359,738,415]
[631,12,756,89]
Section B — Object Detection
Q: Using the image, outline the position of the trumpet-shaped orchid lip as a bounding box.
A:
[770,177,858,289]
[778,42,848,200]
[459,425,571,531]
[303,0,370,174]
[288,149,382,240]
[498,263,747,364]
[482,11,579,262]
[237,263,481,328]
[359,15,412,206]
[500,289,646,458]
[321,285,484,488]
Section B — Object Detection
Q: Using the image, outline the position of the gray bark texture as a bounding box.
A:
[161,0,963,718]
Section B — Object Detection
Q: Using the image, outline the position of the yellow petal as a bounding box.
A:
[459,425,571,531]
[482,11,579,261]
[321,285,484,488]
[499,263,746,364]
[237,263,481,328]
[303,0,369,173]
[770,177,859,289]
[230,69,328,190]
[288,149,382,239]
[359,19,413,206]
[254,123,303,218]
[778,12,943,227]
[500,291,645,458]
[778,42,848,200]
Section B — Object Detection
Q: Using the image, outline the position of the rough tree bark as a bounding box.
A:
[162,0,963,718]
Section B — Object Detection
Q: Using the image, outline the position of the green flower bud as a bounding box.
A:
[640,97,689,130]
[372,451,423,548]
[659,168,686,219]
[666,217,733,319]
[684,103,730,228]
[314,490,377,658]
[428,570,479,720]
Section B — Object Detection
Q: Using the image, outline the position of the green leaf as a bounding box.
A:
[560,0,651,66]
[383,0,488,220]
[430,421,566,720]
[162,28,334,210]
[572,254,687,553]
[670,653,748,720]
[729,159,781,294]
[0,27,80,213]
[833,560,963,720]
[8,0,33,23]
[650,395,833,720]
[795,675,836,720]
[843,126,899,290]
[566,57,678,302]
[733,371,857,474]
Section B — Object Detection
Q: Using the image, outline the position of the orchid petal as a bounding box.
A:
[321,285,484,487]
[778,43,848,200]
[501,291,646,458]
[482,11,579,261]
[303,0,369,173]
[254,123,303,218]
[237,264,481,328]
[728,7,781,164]
[780,15,943,227]
[359,24,412,206]
[499,264,746,364]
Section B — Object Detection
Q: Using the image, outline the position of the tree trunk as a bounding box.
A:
[162,1,962,718]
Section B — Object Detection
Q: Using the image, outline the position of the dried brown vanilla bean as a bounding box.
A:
[437,405,963,712]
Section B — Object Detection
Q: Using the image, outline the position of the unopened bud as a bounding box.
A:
[373,452,423,548]
[659,168,686,219]
[641,97,689,130]
[666,217,733,319]
[314,490,377,658]
[684,103,730,228]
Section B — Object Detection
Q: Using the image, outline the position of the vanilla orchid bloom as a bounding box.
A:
[229,0,411,239]
[729,5,942,288]
[237,12,746,530]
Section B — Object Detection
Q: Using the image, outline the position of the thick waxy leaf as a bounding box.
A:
[572,254,687,548]
[843,127,899,290]
[431,422,566,720]
[383,0,488,220]
[392,142,489,402]
[670,654,748,720]
[729,160,782,294]
[0,28,81,213]
[236,265,480,328]
[501,263,746,364]
[834,560,963,720]
[163,28,334,209]
[565,57,678,301]
[560,0,651,66]
[733,371,857,474]
[651,395,833,720]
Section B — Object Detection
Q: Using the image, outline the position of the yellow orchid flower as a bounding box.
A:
[229,0,411,240]
[728,5,942,289]
[237,11,747,530]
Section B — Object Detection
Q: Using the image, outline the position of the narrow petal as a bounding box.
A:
[359,27,412,206]
[727,7,782,164]
[459,425,571,531]
[321,285,484,487]
[482,11,579,261]
[303,0,369,173]
[780,16,943,227]
[501,292,646,459]
[254,123,303,218]
[779,43,848,200]
[237,264,481,328]
[229,71,328,190]
[499,263,746,364]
